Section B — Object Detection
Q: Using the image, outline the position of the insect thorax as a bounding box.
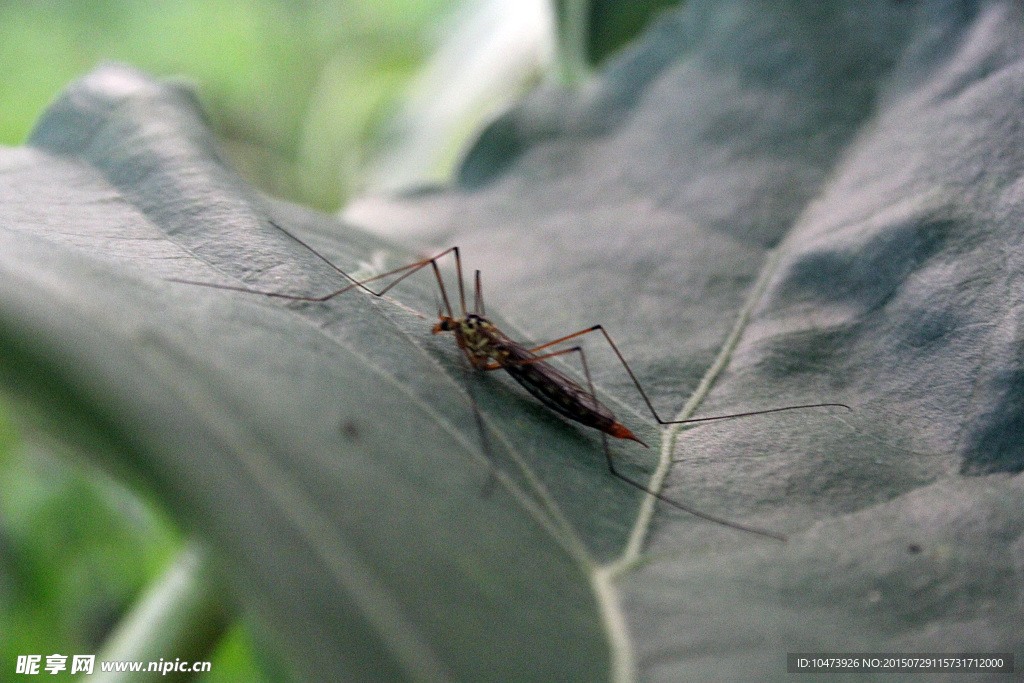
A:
[452,314,510,365]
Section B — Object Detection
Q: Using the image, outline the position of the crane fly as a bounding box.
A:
[170,221,851,542]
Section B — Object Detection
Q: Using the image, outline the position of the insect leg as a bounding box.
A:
[499,343,788,540]
[474,270,485,317]
[459,361,502,496]
[523,325,850,425]
[478,346,583,371]
[166,220,467,313]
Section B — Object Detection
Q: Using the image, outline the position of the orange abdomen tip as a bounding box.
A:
[608,422,648,447]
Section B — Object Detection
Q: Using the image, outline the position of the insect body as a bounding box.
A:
[171,222,851,542]
[435,312,644,445]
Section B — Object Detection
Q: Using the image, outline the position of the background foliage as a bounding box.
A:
[0,0,457,212]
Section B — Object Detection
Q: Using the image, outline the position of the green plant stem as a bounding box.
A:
[555,0,591,83]
[87,540,232,683]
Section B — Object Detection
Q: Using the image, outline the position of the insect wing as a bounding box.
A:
[501,342,618,435]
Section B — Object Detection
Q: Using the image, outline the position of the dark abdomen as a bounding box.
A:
[502,354,617,435]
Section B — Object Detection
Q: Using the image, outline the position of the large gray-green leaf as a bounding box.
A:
[345,0,1024,680]
[0,68,611,681]
[3,1,1024,682]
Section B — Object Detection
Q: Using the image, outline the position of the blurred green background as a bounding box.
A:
[0,0,677,679]
[0,0,467,213]
[0,2,469,679]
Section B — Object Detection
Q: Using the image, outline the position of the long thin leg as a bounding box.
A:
[523,325,851,425]
[514,343,788,541]
[474,270,485,317]
[166,220,466,315]
[479,345,584,371]
[258,221,461,308]
[426,249,461,319]
[458,360,502,495]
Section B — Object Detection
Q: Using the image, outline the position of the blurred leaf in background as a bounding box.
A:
[0,0,459,212]
[0,409,180,675]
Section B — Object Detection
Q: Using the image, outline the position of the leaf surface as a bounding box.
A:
[348,1,1024,679]
[1,66,609,681]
